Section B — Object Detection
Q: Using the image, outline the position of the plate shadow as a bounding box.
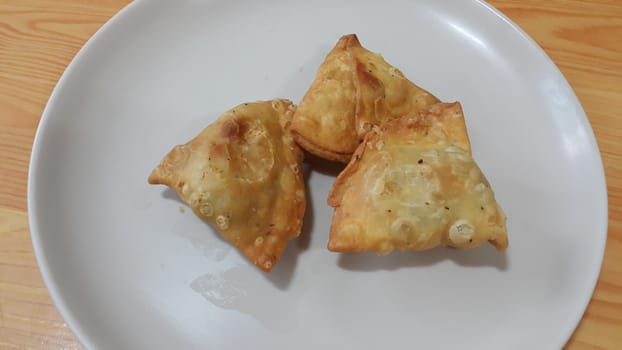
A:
[303,153,346,177]
[338,245,509,271]
[161,187,186,206]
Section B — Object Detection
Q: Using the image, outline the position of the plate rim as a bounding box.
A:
[27,2,142,349]
[471,1,608,347]
[26,0,608,349]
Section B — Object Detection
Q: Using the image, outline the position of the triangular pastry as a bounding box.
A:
[148,100,306,271]
[327,102,508,254]
[291,34,439,162]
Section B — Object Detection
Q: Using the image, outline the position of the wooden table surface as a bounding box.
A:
[1,0,621,348]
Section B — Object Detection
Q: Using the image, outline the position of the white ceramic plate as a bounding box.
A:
[28,0,607,349]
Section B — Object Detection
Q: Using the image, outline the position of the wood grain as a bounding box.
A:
[1,2,130,348]
[0,0,620,349]
[489,2,622,349]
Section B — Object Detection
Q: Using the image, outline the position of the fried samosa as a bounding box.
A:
[148,100,306,271]
[327,102,508,254]
[291,34,439,162]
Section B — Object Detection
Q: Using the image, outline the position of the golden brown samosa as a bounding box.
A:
[291,34,439,162]
[148,100,305,271]
[327,102,508,254]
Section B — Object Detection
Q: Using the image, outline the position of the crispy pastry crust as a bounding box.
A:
[328,102,508,254]
[291,34,439,162]
[149,100,305,271]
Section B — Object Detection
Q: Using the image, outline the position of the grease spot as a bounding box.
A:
[190,273,247,308]
[190,267,299,332]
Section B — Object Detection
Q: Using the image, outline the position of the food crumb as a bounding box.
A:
[179,206,186,214]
